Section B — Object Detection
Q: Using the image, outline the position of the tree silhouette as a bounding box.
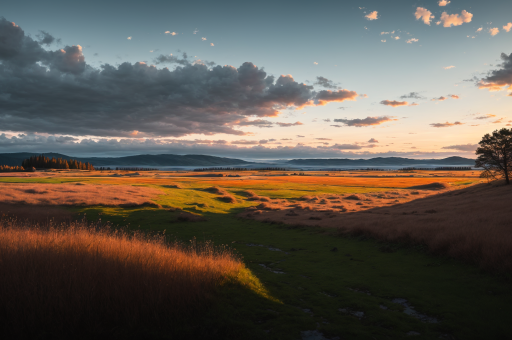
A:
[475,128,512,185]
[21,155,94,171]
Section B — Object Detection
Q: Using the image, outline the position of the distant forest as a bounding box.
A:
[21,155,94,170]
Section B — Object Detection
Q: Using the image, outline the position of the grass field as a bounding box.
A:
[0,169,511,339]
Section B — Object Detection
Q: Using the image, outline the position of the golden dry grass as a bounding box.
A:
[243,182,512,273]
[0,218,242,337]
[0,183,162,207]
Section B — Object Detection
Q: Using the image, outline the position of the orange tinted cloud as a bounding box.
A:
[438,0,450,6]
[365,11,378,20]
[475,114,496,120]
[504,23,512,32]
[315,90,358,105]
[380,100,408,107]
[432,94,459,101]
[489,28,500,36]
[430,121,464,127]
[415,7,434,25]
[477,53,512,94]
[437,10,473,27]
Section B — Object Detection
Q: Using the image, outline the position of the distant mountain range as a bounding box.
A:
[286,156,475,166]
[0,153,253,167]
[0,153,475,168]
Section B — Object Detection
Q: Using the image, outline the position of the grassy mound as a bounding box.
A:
[0,218,242,338]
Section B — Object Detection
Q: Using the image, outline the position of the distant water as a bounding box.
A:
[103,162,476,171]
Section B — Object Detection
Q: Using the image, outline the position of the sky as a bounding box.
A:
[0,0,511,159]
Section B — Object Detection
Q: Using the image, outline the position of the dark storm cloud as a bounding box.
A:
[313,76,338,89]
[0,18,362,138]
[333,116,397,127]
[478,53,512,92]
[36,30,59,45]
[153,53,189,65]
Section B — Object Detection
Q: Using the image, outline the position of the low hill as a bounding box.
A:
[0,153,253,167]
[287,156,474,166]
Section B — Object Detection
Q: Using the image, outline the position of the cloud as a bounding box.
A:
[475,114,496,120]
[193,28,198,34]
[36,31,58,45]
[0,133,474,159]
[315,90,358,105]
[330,144,363,150]
[441,144,478,152]
[430,121,464,127]
[415,7,434,25]
[489,28,500,36]
[438,0,450,6]
[365,11,378,20]
[437,10,473,27]
[316,138,331,141]
[400,92,425,100]
[432,94,458,101]
[231,139,263,145]
[153,53,189,65]
[127,36,132,40]
[380,100,408,107]
[165,31,177,36]
[444,65,455,69]
[381,39,386,42]
[210,43,214,46]
[236,119,274,128]
[478,52,512,93]
[368,138,379,143]
[504,23,512,33]
[406,38,419,44]
[0,18,363,138]
[476,27,483,32]
[314,76,338,89]
[313,62,318,65]
[201,37,207,41]
[276,122,303,127]
[333,116,397,127]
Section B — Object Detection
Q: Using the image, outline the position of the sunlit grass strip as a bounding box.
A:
[0,218,255,337]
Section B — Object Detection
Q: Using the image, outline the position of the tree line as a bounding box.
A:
[21,155,94,170]
[0,165,25,172]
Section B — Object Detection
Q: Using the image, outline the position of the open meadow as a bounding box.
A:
[1,169,511,339]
